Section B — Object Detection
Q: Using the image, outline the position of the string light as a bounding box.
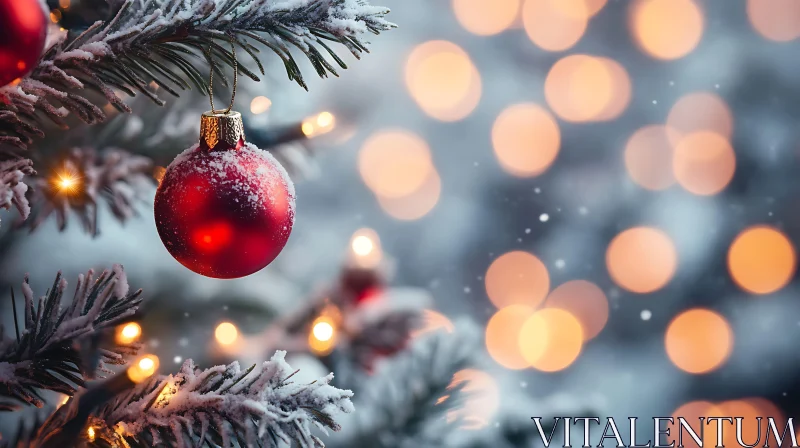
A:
[301,111,336,137]
[127,354,160,383]
[52,170,81,195]
[115,322,142,345]
[87,426,96,442]
[250,96,272,114]
[309,311,339,355]
[349,228,382,268]
[50,10,62,23]
[215,322,239,346]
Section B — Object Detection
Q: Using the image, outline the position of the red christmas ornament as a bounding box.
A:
[0,0,47,87]
[154,111,295,279]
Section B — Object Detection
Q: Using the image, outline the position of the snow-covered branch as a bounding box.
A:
[0,0,395,148]
[24,147,154,237]
[0,266,143,409]
[0,158,34,228]
[89,352,353,447]
[334,323,479,447]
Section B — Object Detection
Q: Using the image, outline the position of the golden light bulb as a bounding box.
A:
[215,322,239,346]
[115,322,142,345]
[52,170,80,195]
[301,122,315,136]
[316,111,335,128]
[127,354,159,383]
[309,316,337,355]
[313,321,335,342]
[87,426,96,441]
[351,235,374,256]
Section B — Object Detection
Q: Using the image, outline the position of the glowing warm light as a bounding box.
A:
[115,322,142,345]
[301,112,336,137]
[485,251,550,308]
[747,0,800,42]
[519,308,584,372]
[59,395,69,407]
[606,227,677,294]
[412,309,455,338]
[629,0,703,60]
[50,10,62,23]
[316,111,334,128]
[359,129,434,198]
[447,369,500,429]
[544,55,614,122]
[349,228,382,267]
[523,0,589,52]
[669,401,726,448]
[52,170,80,195]
[249,96,272,114]
[405,41,481,121]
[309,316,337,355]
[666,92,733,144]
[665,309,733,374]
[313,321,334,342]
[452,0,520,36]
[593,57,632,121]
[545,280,608,341]
[672,131,736,196]
[486,305,536,369]
[624,125,676,191]
[127,354,160,383]
[728,226,796,295]
[215,322,239,346]
[59,0,71,8]
[376,169,441,221]
[87,426,96,441]
[492,104,560,177]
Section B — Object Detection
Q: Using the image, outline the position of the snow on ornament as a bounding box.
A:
[154,110,295,278]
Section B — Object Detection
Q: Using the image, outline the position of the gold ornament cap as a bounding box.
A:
[200,110,245,151]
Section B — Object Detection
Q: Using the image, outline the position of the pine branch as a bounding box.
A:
[335,324,478,447]
[0,0,396,149]
[23,147,155,237]
[0,158,35,228]
[85,351,353,447]
[0,266,143,409]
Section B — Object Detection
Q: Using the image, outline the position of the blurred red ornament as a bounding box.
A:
[154,111,295,278]
[0,0,47,87]
[340,266,385,304]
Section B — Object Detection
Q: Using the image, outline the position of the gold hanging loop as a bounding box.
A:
[205,35,238,114]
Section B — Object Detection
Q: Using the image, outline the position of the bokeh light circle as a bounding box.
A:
[629,0,703,60]
[376,169,441,220]
[523,0,589,52]
[405,41,481,121]
[670,401,726,448]
[747,0,800,42]
[545,55,614,122]
[485,251,550,308]
[624,125,676,191]
[665,309,733,374]
[359,130,433,198]
[667,92,733,143]
[546,280,609,340]
[486,305,536,369]
[728,226,796,295]
[492,104,561,177]
[606,227,677,293]
[519,308,584,372]
[452,0,520,36]
[672,131,736,196]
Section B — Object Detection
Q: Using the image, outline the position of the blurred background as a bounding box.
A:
[4,0,800,445]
